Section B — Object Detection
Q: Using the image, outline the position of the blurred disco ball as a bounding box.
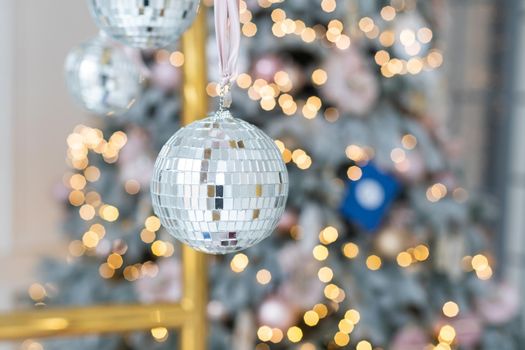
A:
[88,0,200,49]
[65,35,142,116]
[151,110,289,254]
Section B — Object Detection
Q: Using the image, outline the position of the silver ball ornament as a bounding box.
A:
[88,0,200,49]
[65,35,142,116]
[151,110,289,254]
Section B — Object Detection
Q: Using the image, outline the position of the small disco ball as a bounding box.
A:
[88,0,200,49]
[151,110,289,254]
[65,35,142,116]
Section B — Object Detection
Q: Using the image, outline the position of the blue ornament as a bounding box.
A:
[340,163,400,232]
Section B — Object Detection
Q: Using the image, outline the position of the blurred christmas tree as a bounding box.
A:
[35,0,524,349]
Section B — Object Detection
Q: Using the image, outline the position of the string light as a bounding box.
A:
[366,255,382,270]
[287,326,303,343]
[442,301,459,318]
[334,332,350,346]
[230,253,249,273]
[347,166,363,181]
[356,340,373,350]
[343,242,359,258]
[318,267,334,283]
[319,226,338,244]
[256,269,272,284]
[338,319,354,334]
[99,263,115,279]
[313,245,329,261]
[314,303,329,318]
[304,310,320,326]
[151,327,169,342]
[169,51,184,67]
[438,325,456,344]
[324,284,340,299]
[28,283,46,301]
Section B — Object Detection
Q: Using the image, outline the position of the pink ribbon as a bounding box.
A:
[214,0,241,87]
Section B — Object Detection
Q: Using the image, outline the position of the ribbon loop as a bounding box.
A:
[214,0,241,89]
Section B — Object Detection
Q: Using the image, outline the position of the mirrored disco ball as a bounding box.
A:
[88,0,200,49]
[65,35,142,116]
[151,110,289,254]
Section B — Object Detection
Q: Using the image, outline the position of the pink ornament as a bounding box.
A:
[321,47,379,116]
[252,54,283,82]
[122,46,151,78]
[257,295,297,330]
[151,60,181,91]
[394,150,426,183]
[477,283,520,325]
[118,127,154,187]
[135,259,182,303]
[436,313,482,348]
[276,210,298,234]
[278,243,324,309]
[391,326,429,350]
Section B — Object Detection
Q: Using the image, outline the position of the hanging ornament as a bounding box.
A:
[151,0,288,254]
[88,0,200,49]
[321,46,379,116]
[65,34,142,116]
[340,163,400,232]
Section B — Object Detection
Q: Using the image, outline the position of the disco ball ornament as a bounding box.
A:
[88,0,200,49]
[65,35,142,116]
[151,110,289,254]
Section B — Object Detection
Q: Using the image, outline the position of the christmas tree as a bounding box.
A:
[36,0,523,349]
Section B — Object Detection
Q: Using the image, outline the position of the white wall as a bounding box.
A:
[0,0,15,314]
[0,0,96,310]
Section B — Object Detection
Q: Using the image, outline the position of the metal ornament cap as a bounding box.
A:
[151,110,289,254]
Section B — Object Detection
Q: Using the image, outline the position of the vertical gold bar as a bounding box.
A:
[180,6,208,350]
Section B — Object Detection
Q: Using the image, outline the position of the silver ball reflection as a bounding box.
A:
[151,110,289,254]
[88,0,200,49]
[65,35,141,116]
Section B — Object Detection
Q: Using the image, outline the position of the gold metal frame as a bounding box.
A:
[0,8,208,350]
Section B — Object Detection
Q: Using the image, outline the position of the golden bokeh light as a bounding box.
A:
[69,190,85,207]
[169,51,184,67]
[151,327,169,342]
[338,319,354,333]
[319,226,338,244]
[347,166,363,181]
[438,325,456,344]
[442,301,459,318]
[99,263,115,279]
[107,253,124,269]
[100,205,119,222]
[343,242,359,259]
[145,216,161,232]
[334,331,350,346]
[366,255,382,270]
[356,340,372,350]
[318,266,334,283]
[313,245,329,261]
[345,309,360,324]
[28,283,46,301]
[257,325,272,341]
[82,230,100,248]
[314,303,329,318]
[287,326,303,343]
[231,253,250,273]
[397,251,412,267]
[256,269,272,284]
[151,240,168,257]
[304,310,320,326]
[380,5,396,21]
